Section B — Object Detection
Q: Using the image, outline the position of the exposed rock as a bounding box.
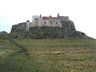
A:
[21,27,90,39]
[11,22,26,33]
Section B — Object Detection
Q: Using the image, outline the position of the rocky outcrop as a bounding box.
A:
[10,20,91,39]
[11,22,26,33]
[21,27,90,39]
[61,20,76,33]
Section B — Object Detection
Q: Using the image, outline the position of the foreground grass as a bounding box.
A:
[0,39,96,72]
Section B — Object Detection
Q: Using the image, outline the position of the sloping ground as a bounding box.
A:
[0,39,96,72]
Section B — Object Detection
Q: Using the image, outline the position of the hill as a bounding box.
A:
[0,31,7,34]
[0,39,96,72]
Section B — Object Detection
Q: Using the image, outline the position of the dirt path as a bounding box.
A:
[8,39,29,56]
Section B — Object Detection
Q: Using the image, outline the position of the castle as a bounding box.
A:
[26,13,69,31]
[11,13,90,39]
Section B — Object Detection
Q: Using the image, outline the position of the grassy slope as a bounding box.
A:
[0,39,96,72]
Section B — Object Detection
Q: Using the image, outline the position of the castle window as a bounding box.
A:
[51,21,52,24]
[56,22,58,24]
[44,21,46,24]
[35,18,38,20]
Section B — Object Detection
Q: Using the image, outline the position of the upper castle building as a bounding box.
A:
[26,13,69,31]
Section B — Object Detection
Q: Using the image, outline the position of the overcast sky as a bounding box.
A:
[0,0,96,38]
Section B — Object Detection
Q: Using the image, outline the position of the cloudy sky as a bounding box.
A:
[0,0,96,38]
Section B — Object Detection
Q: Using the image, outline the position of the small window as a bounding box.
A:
[44,21,46,24]
[51,21,52,24]
[56,22,58,24]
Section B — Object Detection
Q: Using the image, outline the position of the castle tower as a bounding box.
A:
[26,20,30,31]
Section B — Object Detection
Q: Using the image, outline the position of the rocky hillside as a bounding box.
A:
[10,20,91,39]
[22,27,89,39]
[11,22,26,33]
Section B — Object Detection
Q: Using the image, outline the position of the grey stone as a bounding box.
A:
[11,22,26,33]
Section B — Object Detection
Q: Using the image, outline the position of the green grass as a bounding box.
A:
[0,39,96,72]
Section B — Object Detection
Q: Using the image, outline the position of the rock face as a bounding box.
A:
[10,20,91,39]
[11,22,26,33]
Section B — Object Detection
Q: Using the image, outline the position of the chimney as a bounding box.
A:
[57,13,59,17]
[49,15,52,17]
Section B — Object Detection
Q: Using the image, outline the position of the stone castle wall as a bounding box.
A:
[30,17,62,27]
